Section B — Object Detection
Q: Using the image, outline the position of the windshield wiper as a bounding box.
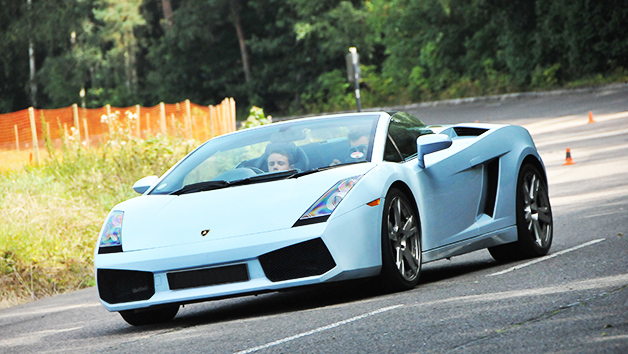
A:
[288,166,335,178]
[229,169,298,186]
[289,161,367,179]
[170,180,230,195]
[171,170,299,195]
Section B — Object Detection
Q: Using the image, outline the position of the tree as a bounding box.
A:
[160,0,173,30]
[0,0,29,112]
[229,0,251,83]
[1,0,627,115]
[92,0,146,101]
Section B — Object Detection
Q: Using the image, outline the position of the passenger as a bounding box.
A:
[266,147,294,172]
[331,128,370,165]
[348,129,370,151]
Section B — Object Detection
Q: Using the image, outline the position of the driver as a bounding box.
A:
[266,146,294,171]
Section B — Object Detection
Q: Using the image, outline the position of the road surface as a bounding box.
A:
[1,85,627,353]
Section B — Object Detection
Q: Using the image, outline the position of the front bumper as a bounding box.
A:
[95,203,382,312]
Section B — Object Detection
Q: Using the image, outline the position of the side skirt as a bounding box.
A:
[422,226,517,264]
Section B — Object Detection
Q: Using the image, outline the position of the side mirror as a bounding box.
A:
[132,175,159,194]
[417,134,452,168]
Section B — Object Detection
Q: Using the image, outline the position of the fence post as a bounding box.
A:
[159,102,167,136]
[216,103,223,136]
[72,103,81,143]
[106,104,112,136]
[222,98,229,134]
[208,105,215,138]
[170,113,177,135]
[14,125,19,151]
[28,107,40,165]
[203,110,209,141]
[229,97,236,132]
[146,113,151,136]
[185,99,192,139]
[135,104,141,138]
[217,101,223,135]
[83,118,90,148]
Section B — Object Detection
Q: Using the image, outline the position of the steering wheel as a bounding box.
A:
[246,167,264,174]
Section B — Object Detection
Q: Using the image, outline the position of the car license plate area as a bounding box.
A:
[167,264,249,290]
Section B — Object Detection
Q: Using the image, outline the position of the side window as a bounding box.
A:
[387,112,433,160]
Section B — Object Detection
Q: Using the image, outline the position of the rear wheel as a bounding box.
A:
[379,188,421,292]
[119,305,179,326]
[489,163,553,262]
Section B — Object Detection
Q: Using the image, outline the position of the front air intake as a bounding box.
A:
[259,238,336,282]
[167,264,249,290]
[97,269,155,304]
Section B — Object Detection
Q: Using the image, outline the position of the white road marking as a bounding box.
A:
[550,185,628,207]
[0,302,101,320]
[233,305,403,354]
[408,273,628,309]
[488,239,605,276]
[534,128,628,148]
[0,327,82,347]
[594,334,628,342]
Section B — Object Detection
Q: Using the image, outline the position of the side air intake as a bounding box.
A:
[97,269,155,304]
[483,159,500,217]
[453,127,488,137]
[259,238,336,282]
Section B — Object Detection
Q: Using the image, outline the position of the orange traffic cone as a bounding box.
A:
[563,148,576,165]
[588,111,596,124]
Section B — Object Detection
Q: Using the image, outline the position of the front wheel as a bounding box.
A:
[489,163,553,262]
[119,305,179,326]
[379,188,421,292]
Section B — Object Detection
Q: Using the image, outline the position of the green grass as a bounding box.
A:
[0,106,270,309]
[0,126,198,308]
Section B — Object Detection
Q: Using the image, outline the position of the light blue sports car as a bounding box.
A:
[95,111,553,325]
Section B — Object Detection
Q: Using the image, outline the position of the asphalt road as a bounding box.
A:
[1,86,627,354]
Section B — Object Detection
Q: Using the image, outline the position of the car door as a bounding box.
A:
[384,114,483,251]
[415,139,484,250]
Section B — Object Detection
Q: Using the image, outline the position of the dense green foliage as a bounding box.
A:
[1,0,627,116]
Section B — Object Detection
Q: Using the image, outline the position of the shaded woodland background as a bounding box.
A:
[1,0,627,117]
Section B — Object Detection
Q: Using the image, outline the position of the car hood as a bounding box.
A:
[112,163,375,252]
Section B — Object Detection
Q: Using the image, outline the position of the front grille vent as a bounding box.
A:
[97,269,155,304]
[167,264,249,290]
[259,238,336,282]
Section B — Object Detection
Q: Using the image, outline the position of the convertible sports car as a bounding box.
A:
[95,111,553,325]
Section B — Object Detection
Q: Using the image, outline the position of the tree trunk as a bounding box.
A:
[161,0,173,30]
[27,0,37,107]
[229,1,251,83]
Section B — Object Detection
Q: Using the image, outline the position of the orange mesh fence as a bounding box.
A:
[0,98,236,161]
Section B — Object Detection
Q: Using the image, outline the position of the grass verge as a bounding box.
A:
[0,116,198,309]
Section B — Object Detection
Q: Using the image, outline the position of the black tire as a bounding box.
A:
[379,188,421,292]
[489,163,553,262]
[119,305,179,326]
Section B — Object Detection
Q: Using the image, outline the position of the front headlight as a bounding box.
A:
[98,210,124,254]
[293,175,362,227]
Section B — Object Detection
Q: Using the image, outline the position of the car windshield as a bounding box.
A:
[150,114,381,195]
